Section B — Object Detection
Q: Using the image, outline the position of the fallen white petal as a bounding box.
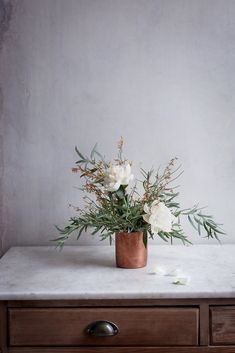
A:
[153,266,167,276]
[172,276,191,285]
[165,268,183,277]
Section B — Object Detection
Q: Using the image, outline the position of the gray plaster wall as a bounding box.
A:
[0,0,235,255]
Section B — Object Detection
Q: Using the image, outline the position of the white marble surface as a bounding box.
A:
[0,245,235,300]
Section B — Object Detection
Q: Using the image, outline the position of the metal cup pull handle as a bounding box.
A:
[85,320,119,337]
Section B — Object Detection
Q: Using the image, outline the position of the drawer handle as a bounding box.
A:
[85,320,119,337]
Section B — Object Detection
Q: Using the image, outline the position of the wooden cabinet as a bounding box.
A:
[1,299,235,353]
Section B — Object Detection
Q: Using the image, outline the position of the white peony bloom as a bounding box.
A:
[143,201,176,234]
[104,163,134,192]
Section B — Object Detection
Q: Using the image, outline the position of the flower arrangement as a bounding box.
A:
[55,138,225,249]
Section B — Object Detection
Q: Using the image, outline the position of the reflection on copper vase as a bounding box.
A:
[115,231,147,269]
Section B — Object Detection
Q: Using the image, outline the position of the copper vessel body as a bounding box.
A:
[115,231,147,269]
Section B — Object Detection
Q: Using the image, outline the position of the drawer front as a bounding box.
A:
[9,307,199,347]
[211,306,235,345]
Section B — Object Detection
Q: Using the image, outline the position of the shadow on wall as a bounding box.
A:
[0,0,12,48]
[0,0,13,257]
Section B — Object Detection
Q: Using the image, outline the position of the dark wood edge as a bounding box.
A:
[7,346,235,353]
[199,303,209,346]
[6,298,235,308]
[0,302,7,353]
[209,306,213,345]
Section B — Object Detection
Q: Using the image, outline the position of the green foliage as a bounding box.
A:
[179,205,225,241]
[54,141,225,248]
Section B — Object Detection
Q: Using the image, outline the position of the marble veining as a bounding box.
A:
[0,245,234,300]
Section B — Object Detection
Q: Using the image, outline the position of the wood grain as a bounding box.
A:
[9,307,199,347]
[210,306,235,345]
[0,302,7,353]
[7,298,235,308]
[7,345,235,353]
[199,303,209,346]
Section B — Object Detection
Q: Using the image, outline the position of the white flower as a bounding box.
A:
[104,163,134,192]
[143,201,176,234]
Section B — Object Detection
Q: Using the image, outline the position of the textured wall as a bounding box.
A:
[1,0,235,255]
[0,0,13,256]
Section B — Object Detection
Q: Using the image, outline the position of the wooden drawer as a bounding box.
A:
[211,306,235,345]
[9,307,199,347]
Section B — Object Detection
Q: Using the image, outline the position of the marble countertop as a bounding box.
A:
[0,245,235,300]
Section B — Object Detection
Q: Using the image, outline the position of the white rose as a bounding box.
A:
[104,163,134,192]
[143,201,176,234]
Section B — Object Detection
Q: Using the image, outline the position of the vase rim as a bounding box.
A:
[116,231,143,235]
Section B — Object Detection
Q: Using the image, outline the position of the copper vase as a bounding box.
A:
[115,231,147,269]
